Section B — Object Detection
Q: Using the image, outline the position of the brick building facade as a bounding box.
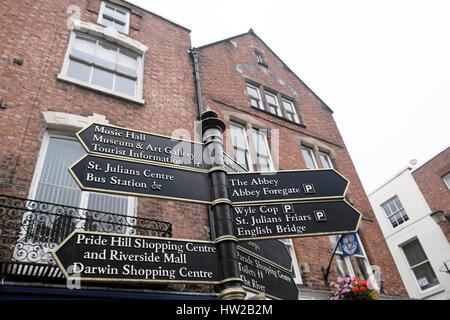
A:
[0,0,407,299]
[412,146,450,242]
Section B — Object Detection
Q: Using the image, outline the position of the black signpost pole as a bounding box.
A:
[200,108,246,300]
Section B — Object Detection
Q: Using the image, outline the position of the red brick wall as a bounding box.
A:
[198,32,407,296]
[0,0,209,241]
[412,147,450,242]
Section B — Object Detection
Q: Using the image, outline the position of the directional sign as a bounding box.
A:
[232,200,362,241]
[76,123,206,170]
[52,231,220,285]
[69,154,212,204]
[237,246,298,300]
[228,169,349,204]
[239,240,292,272]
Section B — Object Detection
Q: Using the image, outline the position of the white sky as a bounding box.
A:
[129,0,450,194]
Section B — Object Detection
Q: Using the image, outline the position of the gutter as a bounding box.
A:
[190,47,203,119]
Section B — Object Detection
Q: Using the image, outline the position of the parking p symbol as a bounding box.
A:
[303,184,315,194]
[282,203,294,214]
[314,210,327,222]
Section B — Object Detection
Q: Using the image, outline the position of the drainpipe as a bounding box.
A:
[190,47,203,119]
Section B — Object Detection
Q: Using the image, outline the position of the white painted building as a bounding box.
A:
[368,166,450,300]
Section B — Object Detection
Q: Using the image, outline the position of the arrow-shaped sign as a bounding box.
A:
[52,231,221,285]
[76,123,207,170]
[232,200,362,241]
[239,239,292,272]
[228,169,349,204]
[237,246,298,300]
[69,154,212,204]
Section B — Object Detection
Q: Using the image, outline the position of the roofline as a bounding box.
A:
[196,29,334,114]
[367,166,413,197]
[411,144,450,174]
[123,0,191,32]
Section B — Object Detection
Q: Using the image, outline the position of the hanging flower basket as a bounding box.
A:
[329,277,378,300]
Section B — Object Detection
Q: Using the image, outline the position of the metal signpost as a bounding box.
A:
[57,110,362,300]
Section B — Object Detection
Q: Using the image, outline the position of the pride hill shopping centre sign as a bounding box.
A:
[53,231,221,285]
[58,119,361,299]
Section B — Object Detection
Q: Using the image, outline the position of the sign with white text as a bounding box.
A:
[52,231,220,284]
[76,123,206,170]
[232,200,362,241]
[69,154,212,204]
[237,247,298,300]
[227,169,349,205]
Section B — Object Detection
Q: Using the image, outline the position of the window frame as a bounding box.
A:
[58,21,146,105]
[264,90,282,117]
[281,98,300,124]
[28,131,137,216]
[381,195,410,229]
[19,131,136,263]
[301,145,319,169]
[98,1,131,34]
[229,122,253,171]
[246,83,263,110]
[400,238,440,291]
[251,128,275,171]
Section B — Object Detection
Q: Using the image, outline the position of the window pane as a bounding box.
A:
[229,124,247,148]
[394,197,403,210]
[265,93,277,105]
[319,153,333,168]
[388,201,397,213]
[117,50,138,77]
[113,21,127,33]
[282,100,294,112]
[234,148,248,170]
[269,105,278,114]
[250,98,260,109]
[101,16,114,27]
[246,85,259,98]
[104,5,117,17]
[301,147,317,169]
[257,156,271,171]
[412,262,439,290]
[35,138,84,207]
[251,130,270,156]
[71,35,96,62]
[95,41,117,70]
[91,67,114,89]
[402,239,428,267]
[382,203,391,215]
[67,60,91,82]
[115,74,135,96]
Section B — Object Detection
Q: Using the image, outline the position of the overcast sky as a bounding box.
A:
[130,0,449,194]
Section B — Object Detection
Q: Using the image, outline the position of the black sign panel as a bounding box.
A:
[239,240,292,271]
[228,169,349,204]
[237,247,298,300]
[77,123,206,170]
[69,154,212,204]
[232,200,362,241]
[52,231,220,284]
